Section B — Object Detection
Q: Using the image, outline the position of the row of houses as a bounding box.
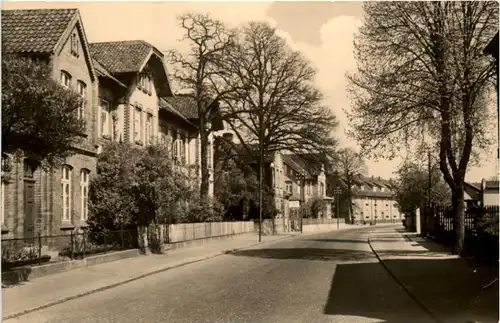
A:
[0,8,405,241]
[1,8,231,240]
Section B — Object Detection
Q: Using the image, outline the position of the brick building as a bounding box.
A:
[2,9,99,239]
[1,8,224,240]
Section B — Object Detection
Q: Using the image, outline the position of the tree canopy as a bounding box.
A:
[2,55,85,167]
[347,1,498,254]
[168,12,236,197]
[213,21,338,162]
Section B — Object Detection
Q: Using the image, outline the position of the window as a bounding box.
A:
[100,99,110,138]
[77,81,86,120]
[373,186,377,192]
[381,187,385,192]
[61,71,71,88]
[145,114,153,145]
[285,181,292,193]
[71,32,79,56]
[61,166,72,222]
[297,185,301,196]
[360,185,364,191]
[320,183,325,196]
[134,107,142,142]
[80,170,89,221]
[24,160,35,178]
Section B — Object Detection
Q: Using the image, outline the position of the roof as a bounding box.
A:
[484,180,499,189]
[285,154,324,178]
[484,32,499,58]
[282,154,308,175]
[89,40,158,74]
[2,9,77,54]
[164,96,199,120]
[92,58,127,88]
[158,98,197,129]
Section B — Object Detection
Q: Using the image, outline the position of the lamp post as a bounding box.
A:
[333,186,343,229]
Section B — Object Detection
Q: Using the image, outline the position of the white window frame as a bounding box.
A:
[134,107,142,143]
[61,71,71,88]
[100,99,110,138]
[285,181,292,193]
[61,166,72,222]
[77,81,86,120]
[145,113,153,145]
[80,169,89,221]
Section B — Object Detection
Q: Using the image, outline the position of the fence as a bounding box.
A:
[166,221,254,243]
[420,205,499,261]
[302,218,346,225]
[1,229,137,270]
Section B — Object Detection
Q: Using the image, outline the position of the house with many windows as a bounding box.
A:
[350,176,401,224]
[1,8,224,240]
[1,8,99,238]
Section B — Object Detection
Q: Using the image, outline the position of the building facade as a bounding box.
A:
[350,176,401,224]
[1,8,221,239]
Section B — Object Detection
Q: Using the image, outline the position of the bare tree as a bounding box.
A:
[347,2,498,254]
[333,148,367,223]
[168,12,235,197]
[212,21,338,241]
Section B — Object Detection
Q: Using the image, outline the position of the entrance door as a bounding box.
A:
[24,181,35,239]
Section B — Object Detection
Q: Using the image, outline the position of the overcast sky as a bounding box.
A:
[3,1,498,181]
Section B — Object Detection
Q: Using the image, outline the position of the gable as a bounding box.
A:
[54,14,96,82]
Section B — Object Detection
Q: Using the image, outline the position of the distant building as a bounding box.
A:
[350,176,401,224]
[464,179,499,207]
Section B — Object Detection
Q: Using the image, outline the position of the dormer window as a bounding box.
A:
[70,33,79,57]
[137,72,153,95]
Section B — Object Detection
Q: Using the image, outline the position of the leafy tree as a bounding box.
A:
[333,148,367,223]
[214,140,277,221]
[211,21,338,238]
[87,142,140,233]
[2,55,85,168]
[347,2,498,254]
[88,143,191,252]
[168,12,236,198]
[394,160,452,216]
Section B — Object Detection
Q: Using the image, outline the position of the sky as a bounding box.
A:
[3,1,498,182]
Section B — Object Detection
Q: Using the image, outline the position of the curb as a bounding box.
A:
[367,237,440,323]
[3,234,295,321]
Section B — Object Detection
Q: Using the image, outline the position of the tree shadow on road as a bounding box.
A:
[229,248,376,262]
[325,257,499,323]
[324,261,436,323]
[304,238,368,244]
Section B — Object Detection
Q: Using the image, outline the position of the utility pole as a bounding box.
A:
[258,113,264,243]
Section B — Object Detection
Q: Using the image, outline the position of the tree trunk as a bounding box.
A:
[452,187,466,255]
[200,128,210,197]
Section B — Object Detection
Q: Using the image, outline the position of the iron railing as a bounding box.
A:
[1,228,138,270]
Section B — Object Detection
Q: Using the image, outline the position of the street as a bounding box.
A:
[6,226,435,323]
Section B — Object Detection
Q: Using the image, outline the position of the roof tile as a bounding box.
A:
[164,96,199,120]
[89,40,153,74]
[2,9,77,54]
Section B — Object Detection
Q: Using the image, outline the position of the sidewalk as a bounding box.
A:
[369,227,499,323]
[2,233,296,320]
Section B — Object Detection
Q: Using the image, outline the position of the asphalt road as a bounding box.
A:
[7,226,435,323]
